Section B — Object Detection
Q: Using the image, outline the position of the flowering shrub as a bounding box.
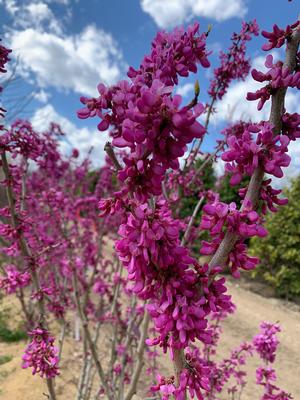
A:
[0,13,299,400]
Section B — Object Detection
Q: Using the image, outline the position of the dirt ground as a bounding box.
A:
[0,280,299,400]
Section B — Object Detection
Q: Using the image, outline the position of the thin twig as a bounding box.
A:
[124,311,151,400]
[189,142,224,187]
[104,142,122,171]
[181,196,204,246]
[72,272,113,399]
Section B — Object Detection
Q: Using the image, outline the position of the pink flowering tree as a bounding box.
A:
[78,15,299,400]
[0,13,299,400]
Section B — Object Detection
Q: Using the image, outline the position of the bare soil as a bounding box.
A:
[0,280,299,399]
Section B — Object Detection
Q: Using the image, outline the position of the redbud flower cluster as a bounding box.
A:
[247,54,300,110]
[116,200,232,351]
[254,322,292,400]
[0,40,11,118]
[0,264,31,294]
[262,21,300,51]
[253,321,281,364]
[22,328,59,378]
[256,367,292,400]
[200,197,266,277]
[78,23,210,200]
[222,121,291,185]
[0,40,11,80]
[208,20,259,101]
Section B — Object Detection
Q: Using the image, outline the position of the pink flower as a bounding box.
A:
[0,265,31,294]
[247,55,300,110]
[253,322,281,363]
[209,20,259,101]
[22,328,59,378]
[262,21,299,51]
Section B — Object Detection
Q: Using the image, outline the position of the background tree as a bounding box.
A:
[250,175,300,300]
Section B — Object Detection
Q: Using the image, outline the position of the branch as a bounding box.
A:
[181,196,204,246]
[117,298,138,399]
[104,142,122,171]
[125,312,151,400]
[72,273,113,399]
[57,319,68,362]
[189,142,223,187]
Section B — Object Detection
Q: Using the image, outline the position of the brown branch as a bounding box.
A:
[104,142,122,171]
[117,298,138,399]
[189,142,224,187]
[72,273,113,399]
[125,311,151,400]
[173,348,186,387]
[181,196,204,246]
[57,319,67,362]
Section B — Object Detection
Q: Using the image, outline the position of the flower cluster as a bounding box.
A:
[177,349,211,399]
[253,321,281,363]
[116,201,185,295]
[214,342,254,396]
[0,40,11,79]
[78,23,210,200]
[0,119,44,159]
[282,112,300,141]
[117,201,232,352]
[208,20,259,101]
[22,328,59,378]
[239,178,288,215]
[253,321,292,399]
[0,265,31,294]
[0,40,11,117]
[222,122,291,185]
[201,200,267,238]
[151,349,211,400]
[262,21,299,51]
[128,23,210,86]
[247,54,300,110]
[256,367,292,400]
[200,197,266,276]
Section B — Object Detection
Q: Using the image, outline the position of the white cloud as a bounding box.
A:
[140,0,247,28]
[176,83,194,98]
[213,157,225,177]
[1,0,64,34]
[0,0,19,14]
[26,2,62,33]
[31,104,108,166]
[7,25,126,96]
[34,89,51,103]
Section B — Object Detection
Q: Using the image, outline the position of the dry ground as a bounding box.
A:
[0,280,299,399]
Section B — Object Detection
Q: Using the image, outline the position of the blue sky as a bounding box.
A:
[0,0,299,181]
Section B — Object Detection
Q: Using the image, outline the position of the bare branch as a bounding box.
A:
[125,312,151,400]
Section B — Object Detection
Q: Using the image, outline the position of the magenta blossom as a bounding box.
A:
[262,21,300,51]
[253,322,281,363]
[22,328,59,378]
